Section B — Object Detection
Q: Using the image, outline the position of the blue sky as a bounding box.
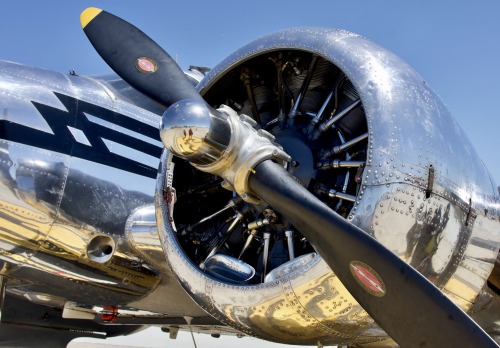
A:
[1,1,498,184]
[1,1,499,347]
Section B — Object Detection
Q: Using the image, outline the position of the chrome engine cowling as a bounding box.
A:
[156,28,500,346]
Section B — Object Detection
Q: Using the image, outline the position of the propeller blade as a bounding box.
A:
[80,7,203,107]
[249,159,498,348]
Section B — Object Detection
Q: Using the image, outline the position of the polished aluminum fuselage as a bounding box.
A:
[0,61,210,319]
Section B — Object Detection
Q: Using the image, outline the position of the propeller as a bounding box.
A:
[80,7,203,107]
[81,8,499,348]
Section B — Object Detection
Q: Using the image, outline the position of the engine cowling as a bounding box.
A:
[156,28,500,346]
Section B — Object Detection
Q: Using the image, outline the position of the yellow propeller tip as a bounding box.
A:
[80,7,102,28]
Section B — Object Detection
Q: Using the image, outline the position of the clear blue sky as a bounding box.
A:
[1,1,499,347]
[1,1,498,183]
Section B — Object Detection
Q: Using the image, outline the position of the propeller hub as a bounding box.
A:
[160,99,230,166]
[160,100,290,203]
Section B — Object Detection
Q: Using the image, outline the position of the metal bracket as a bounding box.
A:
[465,198,473,227]
[426,165,435,198]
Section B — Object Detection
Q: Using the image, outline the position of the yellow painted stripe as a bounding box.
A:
[80,7,102,28]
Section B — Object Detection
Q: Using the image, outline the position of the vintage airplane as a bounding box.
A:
[0,7,498,348]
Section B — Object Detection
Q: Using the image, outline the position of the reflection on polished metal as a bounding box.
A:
[264,253,317,283]
[159,99,230,165]
[157,28,500,346]
[0,60,203,315]
[204,254,255,282]
[23,292,66,307]
[160,100,290,202]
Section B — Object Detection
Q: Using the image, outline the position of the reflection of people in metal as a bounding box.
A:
[406,203,450,275]
[175,129,202,154]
